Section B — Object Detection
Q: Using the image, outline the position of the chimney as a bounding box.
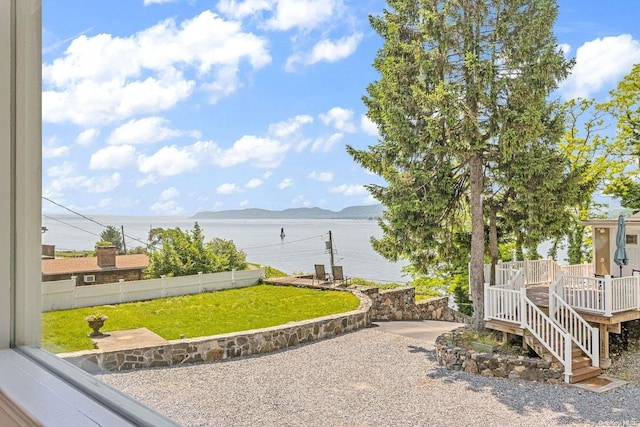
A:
[96,245,116,268]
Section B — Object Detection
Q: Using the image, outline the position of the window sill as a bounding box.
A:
[0,348,177,426]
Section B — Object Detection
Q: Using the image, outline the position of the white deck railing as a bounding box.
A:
[610,276,640,313]
[521,287,573,383]
[484,283,521,323]
[549,279,599,368]
[556,275,640,316]
[556,263,593,278]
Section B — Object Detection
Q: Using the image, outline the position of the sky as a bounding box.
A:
[41,0,640,216]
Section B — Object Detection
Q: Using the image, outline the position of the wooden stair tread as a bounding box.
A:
[571,366,602,384]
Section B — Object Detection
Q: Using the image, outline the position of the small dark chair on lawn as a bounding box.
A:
[331,265,351,287]
[314,264,330,285]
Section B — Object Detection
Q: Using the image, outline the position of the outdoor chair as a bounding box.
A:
[331,265,351,287]
[314,264,330,285]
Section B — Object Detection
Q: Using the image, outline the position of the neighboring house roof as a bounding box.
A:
[42,254,149,276]
[581,212,640,228]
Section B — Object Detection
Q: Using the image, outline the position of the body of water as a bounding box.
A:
[42,216,410,284]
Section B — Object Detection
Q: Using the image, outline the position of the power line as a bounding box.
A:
[42,214,102,239]
[241,233,326,250]
[42,196,149,247]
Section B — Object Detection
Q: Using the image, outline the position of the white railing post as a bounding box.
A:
[604,275,613,317]
[71,275,77,309]
[198,271,203,294]
[483,282,490,320]
[592,326,600,368]
[548,257,555,284]
[520,287,527,328]
[564,335,573,383]
[549,281,556,319]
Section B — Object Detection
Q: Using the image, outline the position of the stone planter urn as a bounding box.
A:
[85,314,108,337]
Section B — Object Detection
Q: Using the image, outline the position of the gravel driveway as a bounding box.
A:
[97,325,640,427]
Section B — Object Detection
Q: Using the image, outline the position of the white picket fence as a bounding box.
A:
[42,269,264,312]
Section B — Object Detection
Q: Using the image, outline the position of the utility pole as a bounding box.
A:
[328,230,335,269]
[121,225,127,254]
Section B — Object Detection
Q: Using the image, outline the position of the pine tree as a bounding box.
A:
[348,0,571,328]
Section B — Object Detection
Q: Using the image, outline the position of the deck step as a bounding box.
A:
[570,366,602,384]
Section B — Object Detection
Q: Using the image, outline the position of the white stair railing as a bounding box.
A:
[549,278,599,368]
[520,287,573,383]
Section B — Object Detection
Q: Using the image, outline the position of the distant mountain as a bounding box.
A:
[191,204,384,220]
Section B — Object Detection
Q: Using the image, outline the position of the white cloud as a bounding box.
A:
[277,178,293,189]
[319,107,356,132]
[150,200,185,215]
[211,135,290,168]
[559,34,640,99]
[268,114,313,138]
[285,33,362,71]
[43,11,271,125]
[98,198,112,208]
[329,184,367,196]
[144,0,178,5]
[217,182,242,194]
[217,0,273,20]
[86,172,122,193]
[291,195,311,207]
[308,171,333,182]
[360,114,379,137]
[311,132,343,152]
[306,33,362,65]
[558,43,571,57]
[137,145,198,176]
[160,186,180,200]
[76,128,100,146]
[136,174,158,187]
[43,136,70,159]
[266,0,340,31]
[47,161,75,178]
[90,145,136,170]
[262,171,273,179]
[239,199,251,207]
[108,116,197,145]
[245,178,264,188]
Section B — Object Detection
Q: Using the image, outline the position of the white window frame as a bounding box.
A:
[0,2,177,424]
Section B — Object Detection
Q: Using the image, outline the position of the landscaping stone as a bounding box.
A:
[60,284,470,373]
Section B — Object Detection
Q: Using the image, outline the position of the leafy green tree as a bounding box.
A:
[348,0,571,329]
[554,98,626,263]
[601,64,640,211]
[98,225,124,254]
[207,238,247,271]
[146,223,247,278]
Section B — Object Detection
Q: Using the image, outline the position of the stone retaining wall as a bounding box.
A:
[362,287,472,324]
[61,284,470,373]
[434,328,563,383]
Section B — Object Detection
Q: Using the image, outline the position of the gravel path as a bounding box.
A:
[97,328,640,427]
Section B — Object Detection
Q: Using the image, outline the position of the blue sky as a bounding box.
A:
[41,0,640,216]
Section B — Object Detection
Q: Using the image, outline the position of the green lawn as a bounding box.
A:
[42,284,360,354]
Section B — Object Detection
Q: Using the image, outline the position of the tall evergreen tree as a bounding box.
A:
[99,225,124,254]
[348,0,571,328]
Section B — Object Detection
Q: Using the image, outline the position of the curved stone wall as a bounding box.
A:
[61,284,469,373]
[434,328,563,384]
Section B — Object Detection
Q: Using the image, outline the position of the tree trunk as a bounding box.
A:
[469,154,485,330]
[489,205,498,286]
